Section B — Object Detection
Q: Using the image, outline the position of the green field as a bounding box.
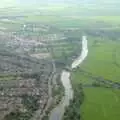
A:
[20,15,120,28]
[81,88,120,120]
[1,14,120,30]
[72,35,120,83]
[72,71,95,85]
[71,35,120,120]
[80,37,120,82]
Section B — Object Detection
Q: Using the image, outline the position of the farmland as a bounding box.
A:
[69,24,120,120]
[72,36,120,83]
[0,1,120,120]
[81,88,120,120]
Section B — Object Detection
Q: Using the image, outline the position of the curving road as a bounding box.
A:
[49,36,88,120]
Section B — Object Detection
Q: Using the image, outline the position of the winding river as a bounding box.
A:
[49,36,88,120]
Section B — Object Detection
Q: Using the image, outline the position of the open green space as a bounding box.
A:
[72,71,95,85]
[81,88,120,120]
[17,15,120,29]
[70,34,120,120]
[80,37,120,82]
[1,14,120,30]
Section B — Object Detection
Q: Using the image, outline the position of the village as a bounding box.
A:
[0,23,54,119]
[0,19,82,120]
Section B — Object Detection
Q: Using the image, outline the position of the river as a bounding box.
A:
[49,36,88,120]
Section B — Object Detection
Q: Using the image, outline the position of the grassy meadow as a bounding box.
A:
[79,37,120,82]
[81,88,120,120]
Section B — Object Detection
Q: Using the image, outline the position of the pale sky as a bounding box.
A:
[0,0,17,7]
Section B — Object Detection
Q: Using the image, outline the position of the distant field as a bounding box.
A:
[81,88,120,120]
[17,15,120,28]
[1,14,120,30]
[71,35,120,83]
[0,75,17,81]
[79,37,120,82]
[0,22,22,31]
[55,16,120,28]
[22,15,61,23]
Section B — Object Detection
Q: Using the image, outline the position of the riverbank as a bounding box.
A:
[49,36,88,120]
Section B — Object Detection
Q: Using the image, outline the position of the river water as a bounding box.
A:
[49,36,88,120]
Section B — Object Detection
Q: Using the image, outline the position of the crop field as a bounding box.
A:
[71,33,120,120]
[79,37,120,82]
[81,88,120,120]
[1,13,120,30]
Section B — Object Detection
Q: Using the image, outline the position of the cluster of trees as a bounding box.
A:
[84,29,120,40]
[4,110,32,120]
[53,36,82,67]
[63,84,84,120]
